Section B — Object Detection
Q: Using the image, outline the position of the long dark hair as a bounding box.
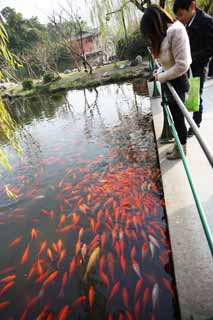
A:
[140,5,174,57]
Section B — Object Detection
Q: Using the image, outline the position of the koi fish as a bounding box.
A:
[0,274,16,283]
[122,287,129,308]
[59,214,66,226]
[107,281,120,304]
[0,266,15,275]
[84,246,100,280]
[148,234,160,248]
[120,255,127,275]
[8,236,23,247]
[132,260,142,278]
[125,310,134,320]
[69,257,76,279]
[78,227,84,240]
[143,287,150,310]
[134,278,143,301]
[59,272,68,297]
[0,300,10,310]
[107,252,115,281]
[58,305,69,320]
[99,271,110,289]
[0,281,15,297]
[36,305,49,320]
[52,242,58,253]
[38,240,47,256]
[81,243,87,261]
[57,249,66,268]
[141,242,148,261]
[47,248,54,262]
[21,244,30,264]
[75,239,81,256]
[71,295,87,308]
[101,232,107,249]
[162,277,174,297]
[89,286,95,311]
[134,297,140,320]
[31,228,38,240]
[46,312,54,320]
[42,271,58,290]
[152,283,159,309]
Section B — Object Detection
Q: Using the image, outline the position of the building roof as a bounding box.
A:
[71,28,99,41]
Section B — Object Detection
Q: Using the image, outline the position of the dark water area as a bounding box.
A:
[0,84,180,320]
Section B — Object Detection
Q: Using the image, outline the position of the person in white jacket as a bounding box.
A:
[140,5,192,160]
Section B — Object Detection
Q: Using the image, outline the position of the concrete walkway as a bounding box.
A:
[150,79,213,320]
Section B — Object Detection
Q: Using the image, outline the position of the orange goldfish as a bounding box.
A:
[89,286,95,311]
[38,240,47,256]
[21,244,30,264]
[100,271,110,289]
[69,257,76,279]
[58,305,69,320]
[0,281,15,297]
[134,298,140,320]
[31,228,38,240]
[47,248,53,262]
[59,272,68,297]
[134,278,143,301]
[71,295,87,308]
[0,274,16,283]
[107,281,120,304]
[122,287,129,308]
[36,305,49,320]
[0,300,10,310]
[59,214,66,226]
[42,271,58,289]
[120,255,127,275]
[57,249,66,268]
[8,236,23,247]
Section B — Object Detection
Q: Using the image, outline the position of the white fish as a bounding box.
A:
[152,283,159,309]
[132,261,142,278]
[34,195,45,200]
[148,234,160,248]
[149,241,155,258]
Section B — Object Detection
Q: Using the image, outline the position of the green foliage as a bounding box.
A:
[22,79,34,90]
[116,31,148,61]
[1,7,46,55]
[43,71,59,84]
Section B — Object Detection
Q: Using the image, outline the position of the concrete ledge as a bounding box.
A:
[150,95,213,320]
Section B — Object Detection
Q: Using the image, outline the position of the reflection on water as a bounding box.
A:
[0,84,180,319]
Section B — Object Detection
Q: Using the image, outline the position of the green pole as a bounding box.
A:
[164,103,213,256]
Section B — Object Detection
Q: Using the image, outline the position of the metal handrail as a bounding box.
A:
[148,50,213,256]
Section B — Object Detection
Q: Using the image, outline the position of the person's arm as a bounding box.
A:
[192,17,213,62]
[157,25,192,83]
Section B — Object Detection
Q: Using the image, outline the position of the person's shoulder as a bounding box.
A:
[167,21,186,36]
[197,7,213,24]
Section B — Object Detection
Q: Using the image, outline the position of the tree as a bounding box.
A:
[1,7,46,55]
[48,6,93,74]
[0,19,22,171]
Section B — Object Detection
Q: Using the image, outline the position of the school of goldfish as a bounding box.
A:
[0,87,180,320]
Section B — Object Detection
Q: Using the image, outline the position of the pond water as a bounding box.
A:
[0,84,180,320]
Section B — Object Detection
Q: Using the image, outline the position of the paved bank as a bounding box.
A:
[150,79,213,320]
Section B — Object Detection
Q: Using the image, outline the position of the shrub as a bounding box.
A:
[116,31,148,61]
[22,79,34,90]
[42,72,59,84]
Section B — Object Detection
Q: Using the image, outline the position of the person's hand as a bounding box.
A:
[153,69,159,81]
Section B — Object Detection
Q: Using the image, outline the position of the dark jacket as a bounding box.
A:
[186,8,213,75]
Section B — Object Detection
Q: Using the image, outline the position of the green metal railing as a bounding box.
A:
[148,50,213,256]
